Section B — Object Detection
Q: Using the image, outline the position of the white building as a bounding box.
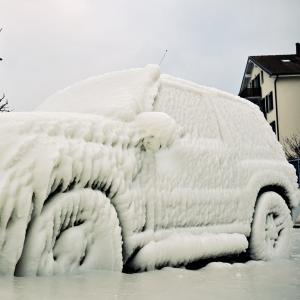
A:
[239,43,300,144]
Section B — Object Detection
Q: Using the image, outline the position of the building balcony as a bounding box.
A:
[239,87,262,99]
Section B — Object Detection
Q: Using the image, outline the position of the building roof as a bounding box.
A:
[239,43,300,94]
[249,54,300,76]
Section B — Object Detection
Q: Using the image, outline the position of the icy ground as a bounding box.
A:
[0,230,299,300]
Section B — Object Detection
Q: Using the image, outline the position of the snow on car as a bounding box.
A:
[0,65,298,276]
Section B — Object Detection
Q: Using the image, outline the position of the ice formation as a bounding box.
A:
[0,65,299,276]
[249,192,293,260]
[130,233,248,271]
[36,65,160,121]
[16,189,123,276]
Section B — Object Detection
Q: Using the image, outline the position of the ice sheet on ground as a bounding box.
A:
[1,229,300,300]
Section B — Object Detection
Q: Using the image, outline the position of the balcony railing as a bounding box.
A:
[239,87,262,98]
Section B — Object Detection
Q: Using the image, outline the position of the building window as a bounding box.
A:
[253,74,260,88]
[265,94,269,112]
[261,71,264,84]
[260,97,267,118]
[263,92,274,114]
[260,97,264,112]
[270,121,276,134]
[268,92,274,111]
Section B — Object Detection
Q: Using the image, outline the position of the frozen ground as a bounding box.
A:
[1,229,300,300]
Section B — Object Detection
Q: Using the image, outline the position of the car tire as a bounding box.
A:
[249,191,293,260]
[15,189,123,276]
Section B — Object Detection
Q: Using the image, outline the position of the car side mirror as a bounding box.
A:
[134,112,179,152]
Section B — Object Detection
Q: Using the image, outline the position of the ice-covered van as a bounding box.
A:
[0,65,298,276]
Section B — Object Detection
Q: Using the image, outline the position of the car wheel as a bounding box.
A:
[15,189,123,276]
[249,191,293,260]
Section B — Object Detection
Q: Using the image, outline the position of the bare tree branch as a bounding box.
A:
[283,135,300,160]
[0,93,9,112]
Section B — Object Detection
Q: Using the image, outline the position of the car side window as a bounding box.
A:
[213,95,274,146]
[154,78,221,140]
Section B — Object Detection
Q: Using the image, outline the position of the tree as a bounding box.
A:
[283,135,300,160]
[0,93,9,112]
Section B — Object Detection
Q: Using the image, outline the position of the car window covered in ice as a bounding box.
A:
[154,77,221,140]
[211,93,283,159]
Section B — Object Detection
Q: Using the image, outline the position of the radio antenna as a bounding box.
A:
[159,49,168,66]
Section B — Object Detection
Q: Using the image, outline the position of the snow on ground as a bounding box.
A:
[1,229,300,300]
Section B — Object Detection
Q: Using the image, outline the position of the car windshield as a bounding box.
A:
[35,65,160,121]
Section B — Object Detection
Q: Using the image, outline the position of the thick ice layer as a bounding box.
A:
[36,65,160,121]
[146,75,299,235]
[0,65,299,277]
[16,189,122,276]
[129,233,248,271]
[0,112,143,275]
[249,192,293,260]
[0,108,180,275]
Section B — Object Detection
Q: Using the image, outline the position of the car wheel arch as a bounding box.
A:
[255,184,292,212]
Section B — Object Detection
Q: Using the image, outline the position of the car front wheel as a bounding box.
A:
[249,191,293,260]
[15,189,123,276]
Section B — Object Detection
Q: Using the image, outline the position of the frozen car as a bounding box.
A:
[0,65,299,276]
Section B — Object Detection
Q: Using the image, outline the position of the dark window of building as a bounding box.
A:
[261,71,264,84]
[260,97,267,118]
[268,92,274,111]
[265,94,269,113]
[260,97,264,112]
[270,121,276,134]
[253,75,260,88]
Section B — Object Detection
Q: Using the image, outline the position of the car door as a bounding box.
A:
[148,77,240,231]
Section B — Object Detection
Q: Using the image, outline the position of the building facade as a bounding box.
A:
[239,43,300,144]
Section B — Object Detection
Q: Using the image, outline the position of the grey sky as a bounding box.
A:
[0,0,299,111]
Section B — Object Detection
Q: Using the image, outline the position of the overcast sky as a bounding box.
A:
[0,0,299,111]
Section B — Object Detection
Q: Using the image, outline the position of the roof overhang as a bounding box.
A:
[239,58,254,95]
